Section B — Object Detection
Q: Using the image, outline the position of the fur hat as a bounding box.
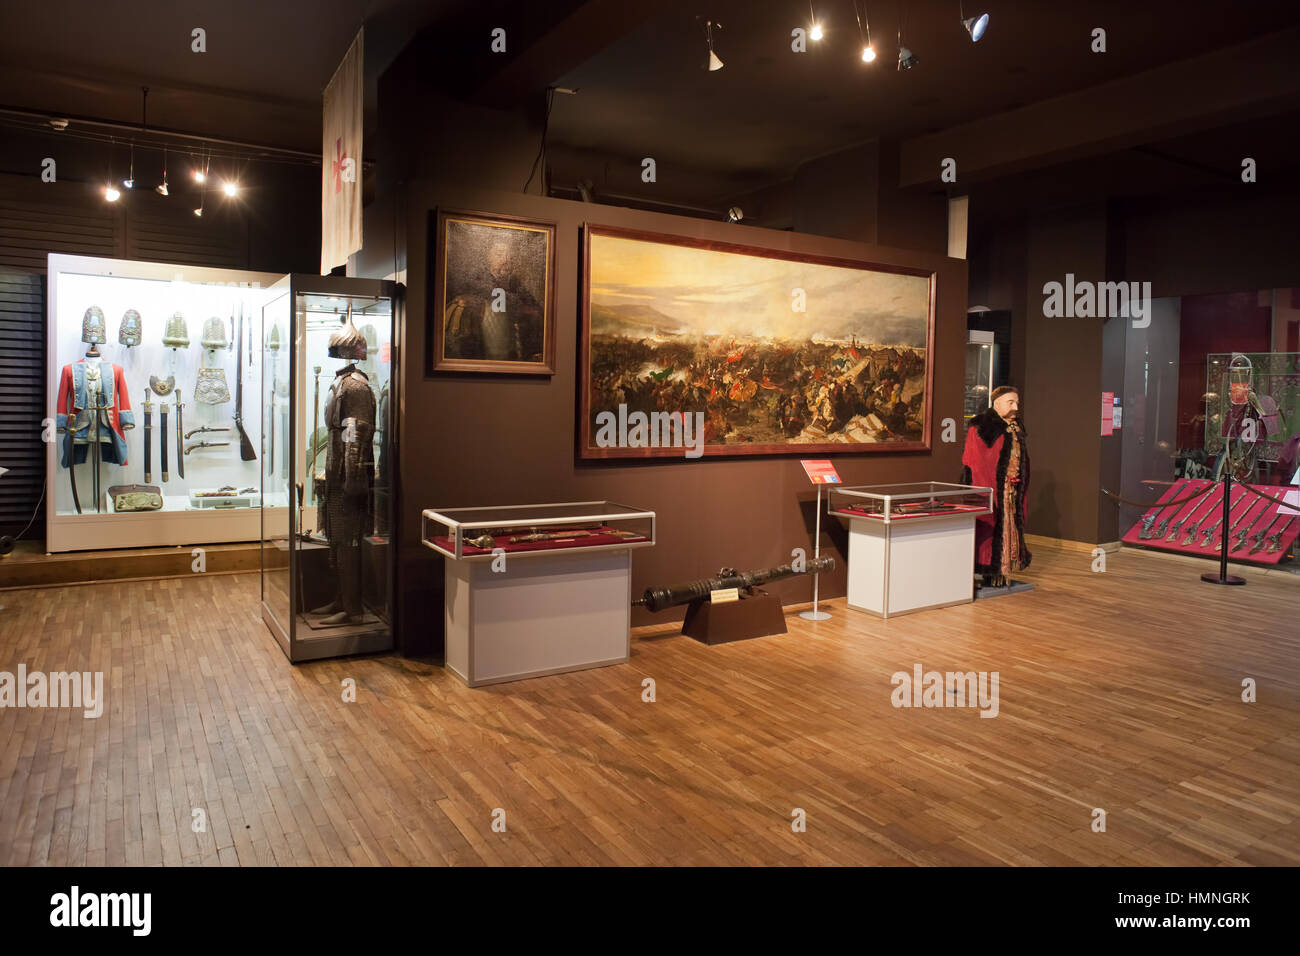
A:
[991,385,1020,402]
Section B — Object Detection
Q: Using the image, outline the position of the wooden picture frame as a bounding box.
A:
[430,209,557,375]
[579,223,936,459]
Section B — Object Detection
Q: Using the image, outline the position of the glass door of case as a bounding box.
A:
[260,279,292,651]
[964,341,996,421]
[260,275,397,662]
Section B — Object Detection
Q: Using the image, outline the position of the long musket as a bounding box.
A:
[1166,485,1213,541]
[234,306,256,461]
[142,389,153,484]
[1203,491,1249,549]
[1265,516,1295,554]
[1139,481,1187,539]
[1247,515,1281,555]
[1181,487,1233,546]
[310,365,322,497]
[635,557,836,613]
[1230,504,1270,552]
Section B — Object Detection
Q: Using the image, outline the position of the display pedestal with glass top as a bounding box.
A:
[259,277,398,663]
[423,502,656,687]
[829,482,992,618]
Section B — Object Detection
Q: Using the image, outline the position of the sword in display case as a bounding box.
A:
[1139,481,1187,539]
[142,388,153,484]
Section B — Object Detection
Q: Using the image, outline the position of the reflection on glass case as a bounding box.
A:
[829,482,993,522]
[422,501,656,560]
[45,254,281,552]
[260,276,398,663]
[964,336,995,421]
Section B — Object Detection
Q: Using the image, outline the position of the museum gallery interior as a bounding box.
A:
[1,0,1299,873]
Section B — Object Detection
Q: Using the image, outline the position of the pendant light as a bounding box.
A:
[855,0,876,63]
[156,146,169,196]
[704,19,723,71]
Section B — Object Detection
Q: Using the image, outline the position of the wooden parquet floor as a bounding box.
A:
[1,543,1297,866]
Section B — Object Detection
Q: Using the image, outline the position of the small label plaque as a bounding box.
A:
[710,587,740,604]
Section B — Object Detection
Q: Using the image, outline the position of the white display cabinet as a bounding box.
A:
[45,254,280,552]
[829,482,993,618]
[422,502,655,686]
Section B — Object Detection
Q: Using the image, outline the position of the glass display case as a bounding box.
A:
[422,501,656,560]
[829,482,993,522]
[44,254,281,552]
[964,334,996,422]
[259,276,398,663]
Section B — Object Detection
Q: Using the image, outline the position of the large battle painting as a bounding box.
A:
[579,225,935,458]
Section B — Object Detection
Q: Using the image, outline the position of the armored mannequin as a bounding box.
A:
[961,385,1031,588]
[311,308,376,626]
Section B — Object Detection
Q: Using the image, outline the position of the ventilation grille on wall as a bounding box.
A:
[0,270,45,538]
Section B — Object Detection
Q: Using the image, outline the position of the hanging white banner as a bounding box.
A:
[321,27,363,274]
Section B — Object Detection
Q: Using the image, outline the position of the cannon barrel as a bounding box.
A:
[637,556,836,613]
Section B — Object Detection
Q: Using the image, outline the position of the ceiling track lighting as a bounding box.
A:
[960,2,989,42]
[897,5,918,71]
[704,18,723,71]
[854,0,875,62]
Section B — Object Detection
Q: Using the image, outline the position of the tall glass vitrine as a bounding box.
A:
[260,275,398,662]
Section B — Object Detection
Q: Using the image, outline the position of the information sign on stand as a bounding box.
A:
[799,460,840,621]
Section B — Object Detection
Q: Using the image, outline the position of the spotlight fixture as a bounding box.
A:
[123,143,134,188]
[704,19,723,71]
[193,168,206,184]
[727,206,743,223]
[960,3,989,42]
[104,185,121,202]
[898,46,918,70]
[222,180,238,198]
[156,147,169,196]
[809,1,823,40]
[194,207,203,217]
[48,118,69,131]
[854,1,876,64]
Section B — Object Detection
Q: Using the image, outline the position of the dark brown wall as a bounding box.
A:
[381,184,968,657]
[1022,204,1108,544]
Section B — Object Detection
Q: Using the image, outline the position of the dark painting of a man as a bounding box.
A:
[434,213,555,374]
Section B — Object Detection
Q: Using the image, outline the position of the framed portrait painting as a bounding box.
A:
[430,210,557,374]
[579,224,936,459]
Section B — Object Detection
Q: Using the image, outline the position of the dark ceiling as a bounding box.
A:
[3,0,1299,210]
[549,0,1300,183]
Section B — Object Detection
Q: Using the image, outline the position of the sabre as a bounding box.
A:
[160,401,169,482]
[142,388,153,484]
[90,388,103,512]
[65,375,81,514]
[175,388,185,479]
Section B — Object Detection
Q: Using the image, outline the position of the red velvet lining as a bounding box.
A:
[1121,478,1298,564]
[431,525,648,556]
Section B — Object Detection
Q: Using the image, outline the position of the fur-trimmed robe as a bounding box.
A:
[960,407,1031,577]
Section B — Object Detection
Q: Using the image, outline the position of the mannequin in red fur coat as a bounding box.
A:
[960,386,1031,588]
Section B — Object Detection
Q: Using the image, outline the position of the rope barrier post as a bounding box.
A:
[1202,472,1246,586]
